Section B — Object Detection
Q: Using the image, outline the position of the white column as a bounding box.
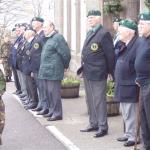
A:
[76,0,81,54]
[54,0,64,34]
[71,0,76,52]
[67,0,71,48]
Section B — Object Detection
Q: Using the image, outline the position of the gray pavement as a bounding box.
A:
[4,81,141,150]
[1,91,66,150]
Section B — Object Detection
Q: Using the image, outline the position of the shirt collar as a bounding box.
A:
[28,36,34,42]
[92,24,101,32]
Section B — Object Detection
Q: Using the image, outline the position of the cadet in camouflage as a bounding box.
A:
[0,69,6,145]
[0,37,12,82]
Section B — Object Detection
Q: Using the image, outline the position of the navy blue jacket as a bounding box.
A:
[114,35,139,103]
[82,25,115,81]
[135,36,150,86]
[9,35,23,69]
[21,38,35,75]
[16,37,26,71]
[30,31,46,73]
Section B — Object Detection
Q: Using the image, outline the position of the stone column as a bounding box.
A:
[67,0,71,48]
[125,0,140,21]
[76,0,81,53]
[54,0,64,34]
[140,0,149,12]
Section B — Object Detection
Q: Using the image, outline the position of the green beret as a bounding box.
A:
[119,19,137,31]
[87,10,101,17]
[139,12,150,20]
[113,18,122,23]
[31,17,44,23]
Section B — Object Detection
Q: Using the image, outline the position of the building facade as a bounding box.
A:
[53,0,149,72]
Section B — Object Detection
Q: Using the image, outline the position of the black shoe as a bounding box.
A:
[19,93,26,98]
[13,90,22,95]
[80,126,99,132]
[20,96,29,101]
[22,100,30,105]
[94,130,108,138]
[124,141,135,147]
[36,109,49,115]
[47,116,62,121]
[32,106,42,112]
[43,112,53,118]
[24,102,37,110]
[117,137,128,142]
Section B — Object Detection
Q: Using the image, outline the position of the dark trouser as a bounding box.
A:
[140,84,150,149]
[12,68,21,92]
[37,79,48,109]
[46,80,62,117]
[84,77,108,131]
[25,75,38,103]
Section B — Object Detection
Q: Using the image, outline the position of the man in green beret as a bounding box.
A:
[79,10,115,138]
[135,12,150,150]
[114,19,139,147]
[0,69,6,145]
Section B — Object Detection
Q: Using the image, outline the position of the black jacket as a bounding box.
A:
[135,36,150,86]
[30,31,46,73]
[81,25,115,81]
[114,35,139,103]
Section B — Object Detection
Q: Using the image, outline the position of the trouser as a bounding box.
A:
[120,103,137,141]
[84,77,108,131]
[37,79,48,109]
[25,75,38,103]
[2,60,12,78]
[140,84,150,149]
[46,80,62,117]
[12,68,21,92]
[17,70,27,95]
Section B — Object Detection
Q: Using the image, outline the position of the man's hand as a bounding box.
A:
[135,81,140,87]
[31,72,34,77]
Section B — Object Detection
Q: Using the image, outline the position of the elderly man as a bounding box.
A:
[114,19,139,147]
[25,17,46,111]
[135,12,150,150]
[38,21,71,121]
[80,10,115,138]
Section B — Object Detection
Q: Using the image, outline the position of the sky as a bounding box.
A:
[0,0,54,29]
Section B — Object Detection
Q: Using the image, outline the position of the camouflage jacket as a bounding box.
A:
[0,70,6,97]
[0,41,12,59]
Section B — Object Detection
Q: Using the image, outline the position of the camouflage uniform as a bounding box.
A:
[0,41,12,81]
[0,69,6,145]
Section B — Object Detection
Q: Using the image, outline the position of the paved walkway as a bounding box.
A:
[1,92,66,150]
[6,81,141,150]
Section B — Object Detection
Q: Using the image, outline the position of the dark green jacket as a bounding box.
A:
[38,31,71,80]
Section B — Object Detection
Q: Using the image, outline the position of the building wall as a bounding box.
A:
[54,0,148,73]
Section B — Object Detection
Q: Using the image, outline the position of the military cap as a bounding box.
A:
[12,28,16,32]
[31,17,44,23]
[139,12,150,20]
[14,23,21,27]
[25,25,36,33]
[119,19,137,31]
[87,10,101,17]
[20,23,28,28]
[113,18,122,23]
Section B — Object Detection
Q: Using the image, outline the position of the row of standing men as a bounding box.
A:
[9,17,71,121]
[79,9,150,150]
